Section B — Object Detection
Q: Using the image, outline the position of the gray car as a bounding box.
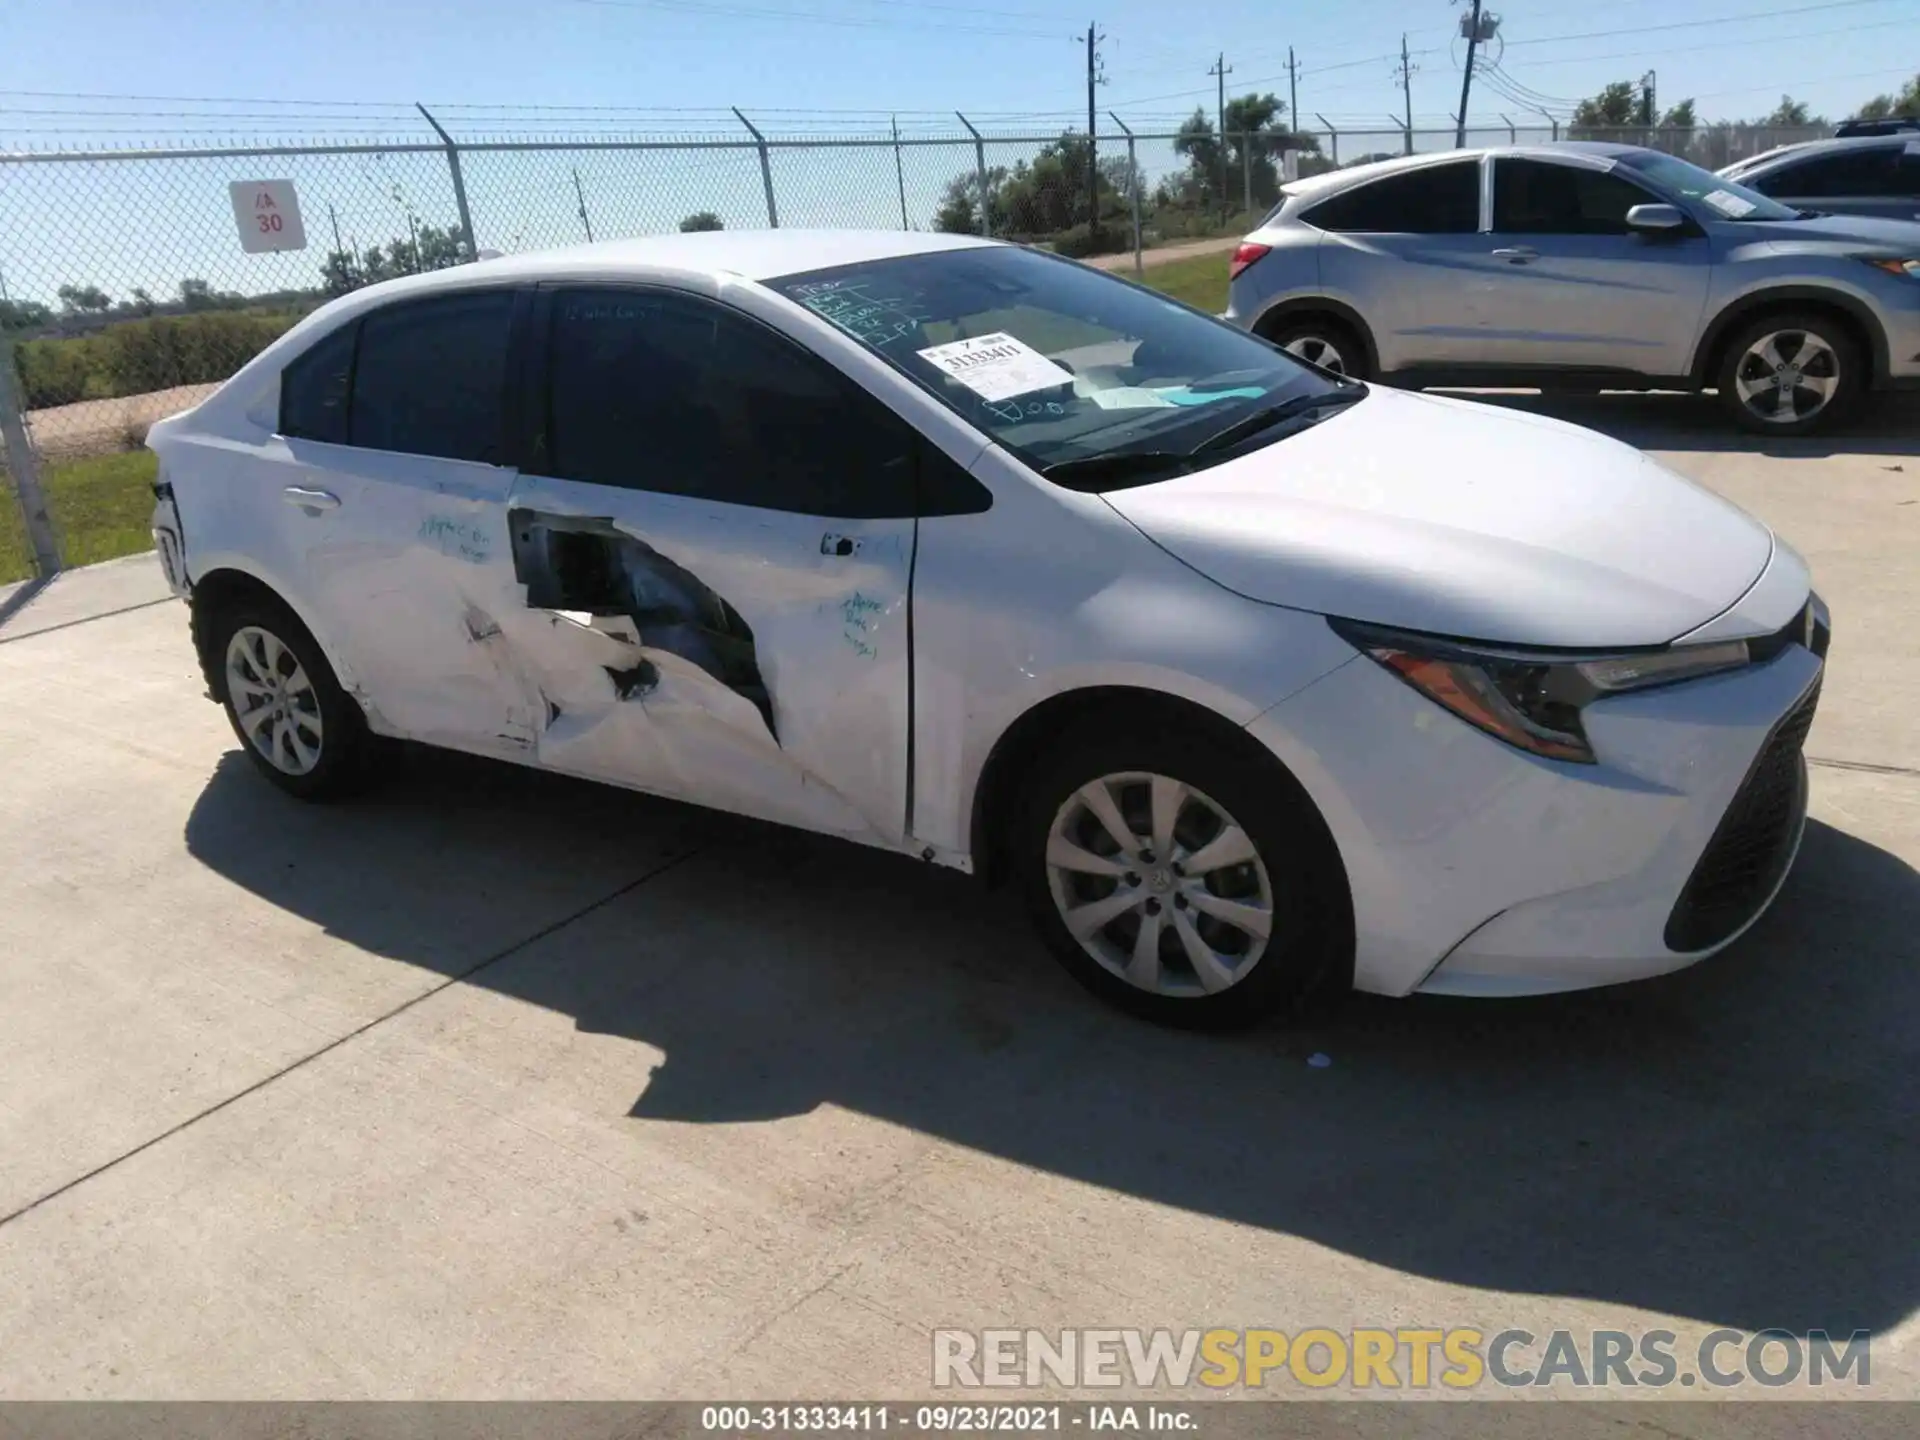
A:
[1224,142,1920,434]
[1719,135,1920,225]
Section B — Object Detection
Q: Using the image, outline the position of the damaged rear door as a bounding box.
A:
[496,286,924,844]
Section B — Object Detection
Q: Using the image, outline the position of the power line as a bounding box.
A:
[560,0,1065,40]
[1501,0,1911,48]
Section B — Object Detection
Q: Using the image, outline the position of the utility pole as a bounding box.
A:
[1639,70,1657,128]
[327,203,344,258]
[1455,0,1485,148]
[1208,52,1233,215]
[572,167,594,242]
[1395,35,1415,156]
[1287,47,1300,136]
[892,117,910,230]
[1080,24,1105,243]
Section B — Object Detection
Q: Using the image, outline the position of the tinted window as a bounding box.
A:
[1493,159,1652,234]
[544,289,916,518]
[1306,162,1480,234]
[279,322,355,444]
[350,291,514,463]
[1756,147,1909,198]
[764,246,1346,490]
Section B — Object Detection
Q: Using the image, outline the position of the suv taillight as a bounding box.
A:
[1229,242,1271,280]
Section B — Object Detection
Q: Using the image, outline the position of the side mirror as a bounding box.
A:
[1626,203,1687,235]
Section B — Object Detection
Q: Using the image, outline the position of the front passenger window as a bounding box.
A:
[544,289,916,518]
[1492,159,1649,235]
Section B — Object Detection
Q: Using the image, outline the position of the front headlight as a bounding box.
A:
[1862,257,1920,280]
[1328,619,1754,764]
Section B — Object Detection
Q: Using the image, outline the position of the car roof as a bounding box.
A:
[1277,139,1646,206]
[329,228,998,307]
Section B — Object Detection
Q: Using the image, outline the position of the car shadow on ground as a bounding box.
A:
[183,745,1920,1339]
[1439,388,1920,460]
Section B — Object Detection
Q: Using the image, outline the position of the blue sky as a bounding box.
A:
[2,0,1916,142]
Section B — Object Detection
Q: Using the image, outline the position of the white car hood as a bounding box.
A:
[1100,387,1775,648]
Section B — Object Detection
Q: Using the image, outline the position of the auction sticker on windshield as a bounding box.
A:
[917,332,1075,403]
[1701,189,1758,219]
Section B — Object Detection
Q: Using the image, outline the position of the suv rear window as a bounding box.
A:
[1306,161,1481,234]
[278,322,355,445]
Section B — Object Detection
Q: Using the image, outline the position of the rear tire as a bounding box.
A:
[1266,316,1368,381]
[204,593,376,801]
[1013,720,1350,1029]
[1715,310,1861,436]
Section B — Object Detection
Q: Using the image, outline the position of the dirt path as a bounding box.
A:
[1082,235,1242,272]
[25,384,221,461]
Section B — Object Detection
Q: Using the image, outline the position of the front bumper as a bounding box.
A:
[1246,618,1827,997]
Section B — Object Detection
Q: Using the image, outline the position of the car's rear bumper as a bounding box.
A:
[1245,619,1826,998]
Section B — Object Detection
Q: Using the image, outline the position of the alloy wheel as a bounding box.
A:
[1732,329,1840,426]
[1282,335,1346,375]
[1044,772,1275,997]
[225,625,324,776]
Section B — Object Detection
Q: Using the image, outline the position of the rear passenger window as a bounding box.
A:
[543,288,916,518]
[1306,161,1481,234]
[278,322,355,444]
[350,291,515,464]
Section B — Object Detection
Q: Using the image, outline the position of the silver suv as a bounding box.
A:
[1719,135,1920,225]
[1225,142,1920,434]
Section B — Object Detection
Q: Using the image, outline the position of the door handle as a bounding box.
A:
[283,485,341,512]
[1490,247,1539,264]
[820,532,860,557]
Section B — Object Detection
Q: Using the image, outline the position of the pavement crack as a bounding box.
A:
[0,843,705,1232]
[1809,754,1920,779]
[0,595,175,645]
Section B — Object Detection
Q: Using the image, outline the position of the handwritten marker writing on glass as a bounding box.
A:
[1307,1053,1332,1069]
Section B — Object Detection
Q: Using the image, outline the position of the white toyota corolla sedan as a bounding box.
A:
[148,229,1829,1026]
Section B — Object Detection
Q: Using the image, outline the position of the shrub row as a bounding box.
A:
[14,310,303,409]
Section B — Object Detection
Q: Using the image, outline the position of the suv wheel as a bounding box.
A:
[207,595,376,800]
[1717,311,1861,435]
[1014,723,1348,1029]
[1268,317,1367,380]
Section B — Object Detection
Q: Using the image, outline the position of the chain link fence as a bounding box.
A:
[1,117,1831,582]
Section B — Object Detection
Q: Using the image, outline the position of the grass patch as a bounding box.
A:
[1,449,159,584]
[1133,251,1232,315]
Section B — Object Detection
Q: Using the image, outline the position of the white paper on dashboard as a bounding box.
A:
[916,332,1076,403]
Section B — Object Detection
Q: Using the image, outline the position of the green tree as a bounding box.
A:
[934,166,1011,235]
[0,298,53,332]
[1661,99,1698,130]
[1571,81,1639,133]
[679,211,725,232]
[56,284,113,315]
[1761,95,1823,127]
[129,288,156,317]
[1170,93,1319,217]
[316,221,468,297]
[1855,73,1920,119]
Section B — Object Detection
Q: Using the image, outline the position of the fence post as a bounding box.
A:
[891,116,909,230]
[416,104,478,261]
[1501,113,1516,145]
[1108,113,1142,276]
[1530,105,1559,142]
[1389,115,1412,156]
[1315,113,1339,167]
[0,333,61,580]
[956,112,991,237]
[733,108,779,229]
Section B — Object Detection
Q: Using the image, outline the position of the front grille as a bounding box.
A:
[1664,679,1820,953]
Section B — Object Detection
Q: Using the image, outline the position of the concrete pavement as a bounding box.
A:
[1,394,1916,1404]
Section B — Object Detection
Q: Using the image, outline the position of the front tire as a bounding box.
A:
[1715,311,1861,436]
[1014,722,1349,1028]
[205,594,375,800]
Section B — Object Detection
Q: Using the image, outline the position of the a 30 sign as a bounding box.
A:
[229,179,307,253]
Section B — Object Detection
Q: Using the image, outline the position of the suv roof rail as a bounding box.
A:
[1833,116,1920,138]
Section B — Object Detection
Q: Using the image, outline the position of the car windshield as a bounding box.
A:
[765,245,1349,489]
[1614,150,1801,221]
